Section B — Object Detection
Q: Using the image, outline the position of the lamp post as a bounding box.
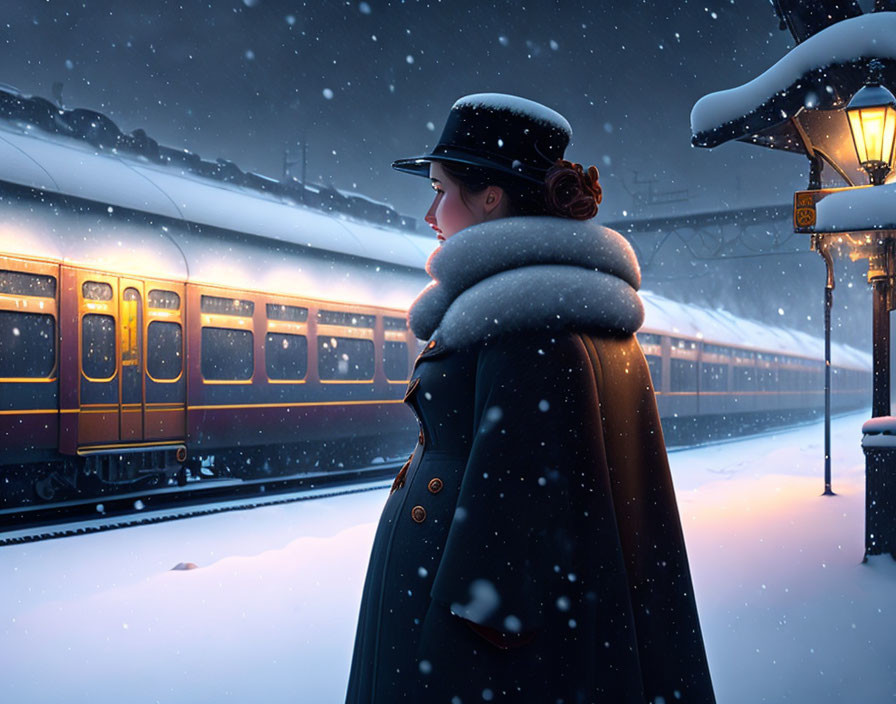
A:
[840,62,896,558]
[792,61,896,558]
[843,61,896,422]
[690,10,896,558]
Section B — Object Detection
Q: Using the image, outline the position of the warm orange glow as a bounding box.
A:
[847,104,896,166]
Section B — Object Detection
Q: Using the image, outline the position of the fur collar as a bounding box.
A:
[408,215,644,348]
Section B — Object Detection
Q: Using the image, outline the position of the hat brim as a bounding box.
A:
[391,153,545,184]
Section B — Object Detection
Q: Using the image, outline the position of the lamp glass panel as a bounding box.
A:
[882,105,896,167]
[860,106,886,164]
[847,109,868,163]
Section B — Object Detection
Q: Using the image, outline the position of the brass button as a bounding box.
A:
[411,505,427,523]
[427,478,443,494]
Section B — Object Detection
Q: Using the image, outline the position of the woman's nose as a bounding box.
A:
[425,198,438,227]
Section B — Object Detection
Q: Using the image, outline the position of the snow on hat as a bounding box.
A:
[392,93,572,184]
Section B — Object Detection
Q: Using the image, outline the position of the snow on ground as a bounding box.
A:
[2,410,895,703]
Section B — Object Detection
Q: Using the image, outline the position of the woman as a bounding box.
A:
[346,94,715,704]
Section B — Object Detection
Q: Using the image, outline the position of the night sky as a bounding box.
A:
[2,0,815,220]
[0,0,881,342]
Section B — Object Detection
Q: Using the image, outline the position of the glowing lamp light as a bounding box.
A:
[846,61,896,186]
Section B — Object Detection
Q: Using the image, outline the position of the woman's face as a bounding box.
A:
[425,162,481,243]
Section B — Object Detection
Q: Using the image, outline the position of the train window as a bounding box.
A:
[734,366,755,391]
[645,355,662,389]
[82,314,115,379]
[672,337,697,350]
[82,281,113,301]
[0,270,56,298]
[318,337,374,380]
[267,303,308,322]
[638,332,661,346]
[147,321,183,380]
[383,316,408,331]
[701,363,728,391]
[318,310,375,328]
[148,290,181,310]
[703,344,732,357]
[201,295,254,317]
[383,341,409,380]
[670,359,697,391]
[0,311,55,378]
[265,333,308,380]
[201,328,253,380]
[758,367,778,391]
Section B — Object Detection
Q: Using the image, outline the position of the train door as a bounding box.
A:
[119,279,145,442]
[143,284,186,442]
[77,272,120,446]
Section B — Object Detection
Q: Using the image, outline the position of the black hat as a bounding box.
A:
[392,93,572,184]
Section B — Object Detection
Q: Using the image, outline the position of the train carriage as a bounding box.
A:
[0,88,873,507]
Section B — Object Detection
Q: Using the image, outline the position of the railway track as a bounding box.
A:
[0,461,401,546]
[0,408,866,547]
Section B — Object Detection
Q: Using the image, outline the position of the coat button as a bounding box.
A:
[427,478,443,494]
[411,505,427,523]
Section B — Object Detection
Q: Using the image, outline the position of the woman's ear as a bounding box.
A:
[482,185,505,216]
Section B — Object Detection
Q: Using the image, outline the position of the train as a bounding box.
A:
[0,87,871,507]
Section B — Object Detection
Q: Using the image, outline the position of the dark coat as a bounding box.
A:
[345,329,716,704]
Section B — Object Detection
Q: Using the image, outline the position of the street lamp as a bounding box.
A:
[691,8,896,559]
[846,60,896,185]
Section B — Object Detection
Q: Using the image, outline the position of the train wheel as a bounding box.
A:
[34,476,56,501]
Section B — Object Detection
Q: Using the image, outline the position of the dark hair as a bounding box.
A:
[439,159,602,220]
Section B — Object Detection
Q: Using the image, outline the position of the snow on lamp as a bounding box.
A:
[846,60,896,186]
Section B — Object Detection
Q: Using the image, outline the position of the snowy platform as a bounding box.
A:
[2,411,895,703]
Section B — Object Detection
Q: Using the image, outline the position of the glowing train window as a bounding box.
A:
[148,290,181,310]
[82,281,113,301]
[147,322,183,380]
[383,316,407,331]
[201,328,253,380]
[201,295,254,317]
[317,310,375,328]
[265,333,308,380]
[383,341,409,380]
[637,332,661,346]
[318,337,374,380]
[0,270,56,298]
[81,314,116,379]
[267,304,308,322]
[0,311,55,378]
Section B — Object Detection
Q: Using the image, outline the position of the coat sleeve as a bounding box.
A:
[429,332,612,637]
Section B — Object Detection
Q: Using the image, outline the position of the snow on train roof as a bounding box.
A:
[640,290,870,369]
[0,122,435,271]
[690,13,896,141]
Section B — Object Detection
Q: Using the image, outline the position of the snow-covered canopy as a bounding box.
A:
[691,13,896,155]
[813,182,896,232]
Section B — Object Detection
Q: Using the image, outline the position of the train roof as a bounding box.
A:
[641,290,870,369]
[0,109,434,273]
[0,91,869,370]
